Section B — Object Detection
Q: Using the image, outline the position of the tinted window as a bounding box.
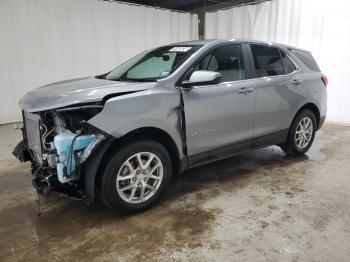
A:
[250,44,285,77]
[289,49,320,71]
[281,51,296,74]
[192,44,245,83]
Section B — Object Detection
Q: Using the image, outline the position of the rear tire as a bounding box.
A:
[100,140,173,213]
[282,109,317,156]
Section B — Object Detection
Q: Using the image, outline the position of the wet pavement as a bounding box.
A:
[0,123,350,261]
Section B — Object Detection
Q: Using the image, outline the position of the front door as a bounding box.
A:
[180,44,256,166]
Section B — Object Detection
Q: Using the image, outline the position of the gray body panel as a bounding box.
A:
[20,77,155,112]
[19,38,327,172]
[252,71,326,139]
[88,85,185,160]
[181,80,256,156]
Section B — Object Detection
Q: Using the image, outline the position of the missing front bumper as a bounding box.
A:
[12,140,32,162]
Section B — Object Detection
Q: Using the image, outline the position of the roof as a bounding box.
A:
[173,38,274,46]
[274,43,310,53]
[172,39,221,46]
[171,39,309,52]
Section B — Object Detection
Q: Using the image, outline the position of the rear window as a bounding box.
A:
[250,44,296,77]
[289,49,320,71]
[281,52,296,74]
[250,45,284,77]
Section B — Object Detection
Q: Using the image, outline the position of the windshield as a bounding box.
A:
[105,45,202,82]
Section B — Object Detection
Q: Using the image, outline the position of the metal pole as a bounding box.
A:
[198,0,207,39]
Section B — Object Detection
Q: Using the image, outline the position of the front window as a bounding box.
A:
[105,45,202,82]
[189,44,246,83]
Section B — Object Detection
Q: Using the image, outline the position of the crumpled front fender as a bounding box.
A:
[83,134,115,202]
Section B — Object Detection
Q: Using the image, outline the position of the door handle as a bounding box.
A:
[238,87,254,94]
[291,79,301,85]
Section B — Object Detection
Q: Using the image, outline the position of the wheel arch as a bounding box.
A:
[84,126,183,202]
[281,103,320,155]
[293,103,321,130]
[111,127,182,175]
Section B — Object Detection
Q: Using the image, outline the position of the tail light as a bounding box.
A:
[321,75,328,87]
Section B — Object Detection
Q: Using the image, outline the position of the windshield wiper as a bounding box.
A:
[95,74,107,80]
[106,77,157,82]
[123,78,157,82]
[132,79,156,82]
[106,77,130,82]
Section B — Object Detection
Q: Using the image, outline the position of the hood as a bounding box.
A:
[20,77,156,112]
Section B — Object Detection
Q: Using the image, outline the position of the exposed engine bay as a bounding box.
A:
[13,105,105,199]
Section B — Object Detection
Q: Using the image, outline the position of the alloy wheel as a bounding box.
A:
[295,116,313,149]
[116,152,163,204]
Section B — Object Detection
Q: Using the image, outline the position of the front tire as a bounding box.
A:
[100,140,173,213]
[282,109,317,156]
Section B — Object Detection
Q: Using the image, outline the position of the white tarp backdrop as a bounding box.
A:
[0,0,198,124]
[206,0,350,124]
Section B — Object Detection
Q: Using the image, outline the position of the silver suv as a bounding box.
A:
[13,39,327,213]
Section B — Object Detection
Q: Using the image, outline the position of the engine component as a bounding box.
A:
[80,134,105,163]
[46,152,57,168]
[54,131,95,183]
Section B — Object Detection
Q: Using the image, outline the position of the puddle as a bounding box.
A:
[306,130,329,161]
[284,243,302,253]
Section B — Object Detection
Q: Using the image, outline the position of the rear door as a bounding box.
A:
[180,43,256,165]
[247,44,300,146]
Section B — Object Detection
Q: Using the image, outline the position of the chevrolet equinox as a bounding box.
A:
[13,39,327,213]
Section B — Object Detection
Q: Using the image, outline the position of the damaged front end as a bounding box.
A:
[13,105,105,199]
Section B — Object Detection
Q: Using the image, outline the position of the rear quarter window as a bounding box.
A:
[289,49,320,71]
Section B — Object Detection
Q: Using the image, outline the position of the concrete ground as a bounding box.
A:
[0,123,349,262]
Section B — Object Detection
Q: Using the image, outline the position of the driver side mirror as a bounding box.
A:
[181,70,221,88]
